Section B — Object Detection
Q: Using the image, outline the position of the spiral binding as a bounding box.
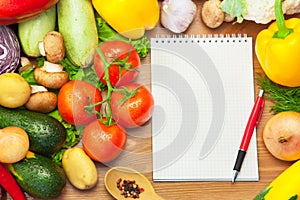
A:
[153,33,250,44]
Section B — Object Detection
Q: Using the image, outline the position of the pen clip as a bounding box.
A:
[255,98,265,126]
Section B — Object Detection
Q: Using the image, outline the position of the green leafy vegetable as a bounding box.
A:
[257,76,300,114]
[48,110,83,166]
[20,68,37,85]
[95,13,150,58]
[58,58,105,90]
[220,0,247,23]
[130,36,151,58]
[58,58,84,81]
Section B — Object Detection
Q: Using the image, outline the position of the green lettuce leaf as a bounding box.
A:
[220,0,247,23]
[48,110,83,166]
[95,13,150,58]
[20,68,37,85]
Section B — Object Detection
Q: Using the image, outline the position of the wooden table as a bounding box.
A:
[4,1,298,200]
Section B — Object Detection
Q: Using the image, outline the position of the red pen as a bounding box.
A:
[232,89,265,183]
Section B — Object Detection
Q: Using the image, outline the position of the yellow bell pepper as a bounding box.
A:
[92,0,159,39]
[255,0,300,87]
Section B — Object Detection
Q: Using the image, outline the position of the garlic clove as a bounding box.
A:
[161,0,197,33]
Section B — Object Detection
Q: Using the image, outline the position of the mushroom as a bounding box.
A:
[25,85,57,113]
[39,31,65,63]
[201,0,225,28]
[18,56,35,74]
[34,61,69,89]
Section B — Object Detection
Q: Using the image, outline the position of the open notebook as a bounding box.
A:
[151,35,259,181]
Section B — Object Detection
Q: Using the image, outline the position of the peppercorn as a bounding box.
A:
[116,178,144,199]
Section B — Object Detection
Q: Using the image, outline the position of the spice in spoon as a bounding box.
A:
[116,178,144,199]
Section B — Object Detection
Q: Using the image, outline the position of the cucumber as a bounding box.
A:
[18,5,56,57]
[0,106,66,155]
[57,0,98,68]
[8,152,66,199]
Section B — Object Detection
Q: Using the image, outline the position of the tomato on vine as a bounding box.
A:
[110,83,154,129]
[93,40,140,87]
[57,80,102,125]
[82,119,127,163]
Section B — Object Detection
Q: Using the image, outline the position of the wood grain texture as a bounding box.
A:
[59,1,298,200]
[4,1,299,199]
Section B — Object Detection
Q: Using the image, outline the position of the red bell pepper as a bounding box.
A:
[0,163,25,200]
[0,0,58,25]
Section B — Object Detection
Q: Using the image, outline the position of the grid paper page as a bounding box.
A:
[151,36,259,181]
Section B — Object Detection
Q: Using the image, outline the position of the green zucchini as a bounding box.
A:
[18,5,56,57]
[8,152,66,199]
[57,0,98,67]
[0,106,66,155]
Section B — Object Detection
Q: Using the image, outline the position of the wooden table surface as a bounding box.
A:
[4,1,298,200]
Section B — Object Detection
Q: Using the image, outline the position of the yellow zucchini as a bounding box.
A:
[57,0,98,68]
[254,160,300,200]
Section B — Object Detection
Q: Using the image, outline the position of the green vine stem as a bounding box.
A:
[273,0,293,39]
[84,46,138,126]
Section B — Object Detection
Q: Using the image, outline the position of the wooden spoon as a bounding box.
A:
[104,166,165,200]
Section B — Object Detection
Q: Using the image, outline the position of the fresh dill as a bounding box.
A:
[257,75,300,114]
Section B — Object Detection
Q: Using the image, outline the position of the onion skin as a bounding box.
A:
[0,26,20,74]
[263,111,300,161]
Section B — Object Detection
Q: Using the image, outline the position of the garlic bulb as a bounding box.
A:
[161,0,197,33]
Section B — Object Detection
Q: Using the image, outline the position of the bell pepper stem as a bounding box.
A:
[274,0,293,39]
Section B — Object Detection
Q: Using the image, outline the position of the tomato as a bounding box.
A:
[93,40,140,87]
[57,80,102,125]
[110,83,154,128]
[82,119,127,163]
[0,0,58,25]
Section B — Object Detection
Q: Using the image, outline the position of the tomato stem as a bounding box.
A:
[95,47,114,126]
[84,46,139,126]
[114,86,140,107]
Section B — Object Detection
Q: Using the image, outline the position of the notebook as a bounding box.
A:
[151,34,259,181]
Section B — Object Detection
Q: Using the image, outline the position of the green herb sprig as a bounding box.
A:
[257,75,300,114]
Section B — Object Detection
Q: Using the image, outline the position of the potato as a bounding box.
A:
[62,147,98,190]
[0,73,31,108]
[0,126,30,163]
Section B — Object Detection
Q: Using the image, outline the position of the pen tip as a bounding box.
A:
[232,170,238,183]
[259,89,264,97]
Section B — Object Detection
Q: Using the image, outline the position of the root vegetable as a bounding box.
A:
[263,111,300,161]
[0,126,29,163]
[62,147,98,190]
[0,73,31,108]
[34,61,69,89]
